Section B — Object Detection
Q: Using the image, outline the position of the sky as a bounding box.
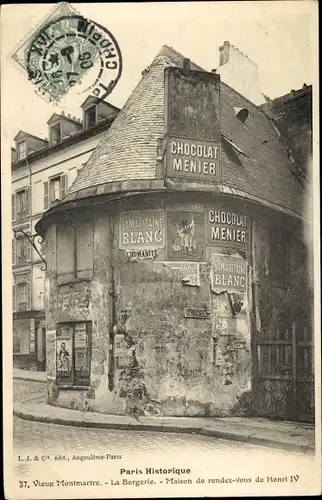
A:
[1,1,318,146]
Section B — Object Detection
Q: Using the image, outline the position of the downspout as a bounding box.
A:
[26,157,32,204]
[249,217,259,416]
[108,213,117,391]
[26,155,36,360]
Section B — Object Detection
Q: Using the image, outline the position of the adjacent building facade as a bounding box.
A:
[261,84,312,176]
[32,44,313,422]
[12,98,119,370]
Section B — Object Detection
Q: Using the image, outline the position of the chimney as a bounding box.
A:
[61,110,65,116]
[216,41,264,105]
[219,41,230,66]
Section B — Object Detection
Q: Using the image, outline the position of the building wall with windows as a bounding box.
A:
[12,100,119,370]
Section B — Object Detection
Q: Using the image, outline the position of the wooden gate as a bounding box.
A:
[253,322,314,422]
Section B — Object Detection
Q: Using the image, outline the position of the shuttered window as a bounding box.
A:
[15,281,31,311]
[56,212,93,282]
[44,173,67,209]
[76,213,94,279]
[57,220,75,282]
[12,194,16,221]
[44,181,49,210]
[12,239,16,265]
[12,188,30,221]
[15,234,31,265]
[13,272,31,310]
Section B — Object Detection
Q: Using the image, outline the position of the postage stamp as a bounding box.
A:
[12,3,122,102]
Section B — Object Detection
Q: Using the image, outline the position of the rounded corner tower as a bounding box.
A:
[36,45,313,421]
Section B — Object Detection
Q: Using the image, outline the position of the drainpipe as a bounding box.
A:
[26,156,36,361]
[108,213,117,391]
[26,156,32,229]
[249,218,258,416]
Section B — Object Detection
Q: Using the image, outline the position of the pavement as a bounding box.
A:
[13,369,315,455]
[13,368,47,383]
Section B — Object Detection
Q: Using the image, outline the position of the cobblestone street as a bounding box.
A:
[13,380,312,458]
[10,379,316,498]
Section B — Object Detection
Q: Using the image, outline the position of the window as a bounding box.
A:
[44,174,67,209]
[84,106,96,130]
[50,123,62,145]
[17,236,28,265]
[17,141,27,160]
[51,177,61,201]
[17,282,27,311]
[15,188,30,220]
[12,188,30,221]
[13,234,31,266]
[56,212,94,282]
[270,228,290,287]
[56,322,92,387]
[17,190,26,214]
[13,274,31,313]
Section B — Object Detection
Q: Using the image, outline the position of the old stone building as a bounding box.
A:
[36,45,313,421]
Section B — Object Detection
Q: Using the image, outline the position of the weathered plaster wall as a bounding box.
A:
[44,194,311,418]
[251,209,313,419]
[253,212,311,335]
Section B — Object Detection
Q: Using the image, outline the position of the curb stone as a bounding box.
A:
[13,403,314,455]
[13,376,46,384]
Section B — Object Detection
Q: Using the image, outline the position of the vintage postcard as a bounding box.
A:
[1,1,320,498]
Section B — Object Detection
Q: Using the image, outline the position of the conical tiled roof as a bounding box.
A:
[63,45,306,218]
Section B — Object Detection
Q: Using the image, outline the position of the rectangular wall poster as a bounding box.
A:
[207,204,249,249]
[211,253,247,294]
[56,337,73,379]
[119,210,165,250]
[166,203,205,261]
[74,323,88,373]
[166,137,221,182]
[163,261,201,287]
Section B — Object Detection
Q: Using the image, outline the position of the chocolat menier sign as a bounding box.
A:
[167,137,221,182]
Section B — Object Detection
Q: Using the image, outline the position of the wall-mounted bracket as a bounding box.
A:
[13,229,47,271]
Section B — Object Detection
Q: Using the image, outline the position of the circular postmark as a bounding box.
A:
[24,14,122,102]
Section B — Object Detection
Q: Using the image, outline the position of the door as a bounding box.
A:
[253,321,314,422]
